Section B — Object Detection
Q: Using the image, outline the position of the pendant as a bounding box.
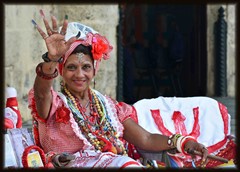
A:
[97,136,117,154]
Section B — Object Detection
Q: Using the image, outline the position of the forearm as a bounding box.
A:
[34,62,59,119]
[123,119,173,152]
[142,134,172,152]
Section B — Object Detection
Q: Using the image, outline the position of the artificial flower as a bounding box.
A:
[91,38,108,60]
[55,106,70,124]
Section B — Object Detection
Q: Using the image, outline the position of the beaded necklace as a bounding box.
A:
[62,86,127,155]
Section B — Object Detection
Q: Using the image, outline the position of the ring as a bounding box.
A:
[52,29,58,33]
[43,35,49,40]
[60,31,66,35]
[202,146,208,151]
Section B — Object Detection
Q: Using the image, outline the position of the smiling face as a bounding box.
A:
[62,53,94,96]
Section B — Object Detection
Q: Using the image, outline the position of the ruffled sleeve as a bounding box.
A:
[28,87,63,123]
[116,102,138,124]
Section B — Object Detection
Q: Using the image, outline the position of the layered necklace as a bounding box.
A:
[62,86,127,155]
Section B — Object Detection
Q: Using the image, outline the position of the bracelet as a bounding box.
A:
[36,62,58,80]
[167,133,182,148]
[42,52,63,63]
[176,135,185,153]
[46,151,57,164]
[180,136,197,155]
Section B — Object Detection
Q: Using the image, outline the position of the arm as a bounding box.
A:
[32,12,76,119]
[122,112,208,166]
[34,62,58,119]
[123,118,171,152]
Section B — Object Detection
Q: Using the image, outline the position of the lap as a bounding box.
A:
[69,150,143,168]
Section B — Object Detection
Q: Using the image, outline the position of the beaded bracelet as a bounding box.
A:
[167,133,182,148]
[36,62,58,80]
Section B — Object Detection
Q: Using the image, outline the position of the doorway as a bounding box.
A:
[117,4,207,104]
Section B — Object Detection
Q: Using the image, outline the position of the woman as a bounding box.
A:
[28,11,210,168]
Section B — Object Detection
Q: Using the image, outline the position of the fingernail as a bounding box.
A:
[31,19,37,27]
[76,31,81,38]
[40,9,45,18]
[65,15,68,20]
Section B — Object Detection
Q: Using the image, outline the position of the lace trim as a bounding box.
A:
[93,89,124,137]
[57,92,93,150]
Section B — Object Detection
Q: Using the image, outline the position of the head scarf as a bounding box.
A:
[58,22,113,75]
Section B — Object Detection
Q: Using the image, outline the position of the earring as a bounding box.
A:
[60,80,65,91]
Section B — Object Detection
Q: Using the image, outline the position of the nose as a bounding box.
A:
[75,67,84,77]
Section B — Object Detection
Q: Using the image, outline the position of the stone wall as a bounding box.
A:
[4,4,119,121]
[207,4,236,97]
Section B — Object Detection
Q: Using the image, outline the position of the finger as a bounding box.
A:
[51,15,58,33]
[32,19,49,40]
[39,9,45,18]
[37,26,49,40]
[60,15,68,35]
[42,17,53,36]
[201,146,208,165]
[66,36,77,47]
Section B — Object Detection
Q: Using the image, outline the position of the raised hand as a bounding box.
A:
[31,10,79,61]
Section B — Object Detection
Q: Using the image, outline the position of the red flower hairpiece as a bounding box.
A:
[90,34,112,61]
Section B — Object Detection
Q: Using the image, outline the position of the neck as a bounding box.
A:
[63,86,91,108]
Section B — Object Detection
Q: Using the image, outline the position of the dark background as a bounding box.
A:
[118,4,208,104]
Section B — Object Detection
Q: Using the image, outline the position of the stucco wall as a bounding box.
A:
[4,4,119,122]
[207,4,236,97]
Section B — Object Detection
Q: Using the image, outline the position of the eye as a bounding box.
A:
[82,64,92,70]
[66,64,77,71]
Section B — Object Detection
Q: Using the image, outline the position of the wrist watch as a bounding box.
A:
[42,52,63,63]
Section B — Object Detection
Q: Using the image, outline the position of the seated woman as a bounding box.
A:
[27,10,235,168]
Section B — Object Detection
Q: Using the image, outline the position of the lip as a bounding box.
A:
[73,79,86,86]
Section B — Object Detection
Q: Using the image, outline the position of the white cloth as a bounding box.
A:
[133,96,231,155]
[4,107,18,128]
[67,150,143,168]
[60,22,98,41]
